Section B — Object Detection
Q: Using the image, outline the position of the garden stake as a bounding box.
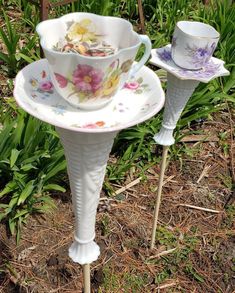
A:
[149,44,229,249]
[83,264,91,293]
[150,72,200,248]
[14,59,165,292]
[150,145,169,249]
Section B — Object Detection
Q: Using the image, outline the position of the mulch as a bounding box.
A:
[0,112,234,293]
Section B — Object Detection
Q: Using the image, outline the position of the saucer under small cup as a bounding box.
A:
[150,44,229,82]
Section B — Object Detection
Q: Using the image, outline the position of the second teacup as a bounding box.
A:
[171,21,220,70]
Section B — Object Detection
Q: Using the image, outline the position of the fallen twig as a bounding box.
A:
[155,280,178,290]
[99,197,116,201]
[148,247,177,260]
[150,175,176,192]
[113,177,142,196]
[180,134,219,142]
[147,174,177,183]
[179,204,222,214]
[197,164,211,183]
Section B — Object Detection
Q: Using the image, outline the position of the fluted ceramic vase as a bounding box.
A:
[56,128,117,264]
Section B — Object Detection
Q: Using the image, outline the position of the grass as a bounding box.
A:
[96,221,211,291]
[101,266,149,292]
[0,0,234,290]
[0,105,66,242]
[0,0,234,240]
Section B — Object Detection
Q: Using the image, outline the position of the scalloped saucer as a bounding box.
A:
[14,59,165,133]
[150,44,229,82]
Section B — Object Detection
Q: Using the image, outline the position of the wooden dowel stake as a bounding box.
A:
[83,264,91,293]
[150,145,169,249]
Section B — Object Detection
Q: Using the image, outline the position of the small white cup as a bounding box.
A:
[171,21,220,70]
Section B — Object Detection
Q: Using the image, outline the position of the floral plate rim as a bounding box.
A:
[150,44,229,82]
[14,59,165,133]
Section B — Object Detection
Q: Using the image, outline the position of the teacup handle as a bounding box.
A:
[129,35,152,77]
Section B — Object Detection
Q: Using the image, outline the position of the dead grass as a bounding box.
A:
[0,113,234,293]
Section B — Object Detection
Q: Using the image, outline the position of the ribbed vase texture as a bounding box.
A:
[154,73,199,146]
[56,127,117,263]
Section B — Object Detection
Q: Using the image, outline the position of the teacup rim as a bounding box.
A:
[36,12,143,60]
[176,20,220,40]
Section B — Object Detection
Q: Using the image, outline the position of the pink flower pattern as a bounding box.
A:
[52,59,136,102]
[39,81,53,92]
[124,81,139,90]
[55,73,68,88]
[82,121,105,128]
[123,77,149,94]
[72,64,104,93]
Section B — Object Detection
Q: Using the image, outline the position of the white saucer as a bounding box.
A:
[14,59,165,133]
[150,44,229,82]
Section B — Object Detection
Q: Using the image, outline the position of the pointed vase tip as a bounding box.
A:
[154,127,175,146]
[68,240,100,265]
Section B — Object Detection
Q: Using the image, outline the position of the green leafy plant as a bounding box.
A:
[0,107,66,242]
[111,0,235,181]
[0,10,20,77]
[0,10,39,77]
[105,118,161,192]
[0,0,234,246]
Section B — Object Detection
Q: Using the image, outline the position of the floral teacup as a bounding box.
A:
[36,13,151,110]
[171,21,220,70]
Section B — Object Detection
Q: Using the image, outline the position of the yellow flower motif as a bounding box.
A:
[30,78,38,88]
[103,73,120,96]
[67,19,96,42]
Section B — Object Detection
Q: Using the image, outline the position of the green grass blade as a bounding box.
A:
[17,180,35,206]
[10,149,21,168]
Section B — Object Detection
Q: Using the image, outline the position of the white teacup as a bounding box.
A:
[171,21,220,70]
[36,13,152,110]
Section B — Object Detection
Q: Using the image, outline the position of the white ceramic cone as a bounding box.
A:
[56,127,117,265]
[154,73,200,146]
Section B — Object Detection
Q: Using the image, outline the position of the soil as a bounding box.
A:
[0,7,234,292]
[0,112,234,293]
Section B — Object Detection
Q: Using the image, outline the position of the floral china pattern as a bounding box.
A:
[53,19,116,57]
[54,59,133,103]
[175,61,221,79]
[124,77,150,94]
[153,45,228,81]
[157,49,172,63]
[71,121,107,129]
[51,104,67,115]
[15,59,164,133]
[185,42,216,67]
[30,70,54,98]
[28,70,154,129]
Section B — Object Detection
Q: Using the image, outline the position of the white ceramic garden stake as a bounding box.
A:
[14,59,165,292]
[149,44,229,249]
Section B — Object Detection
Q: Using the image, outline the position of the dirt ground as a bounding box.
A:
[0,111,235,293]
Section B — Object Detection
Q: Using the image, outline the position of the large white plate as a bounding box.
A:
[14,59,165,133]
